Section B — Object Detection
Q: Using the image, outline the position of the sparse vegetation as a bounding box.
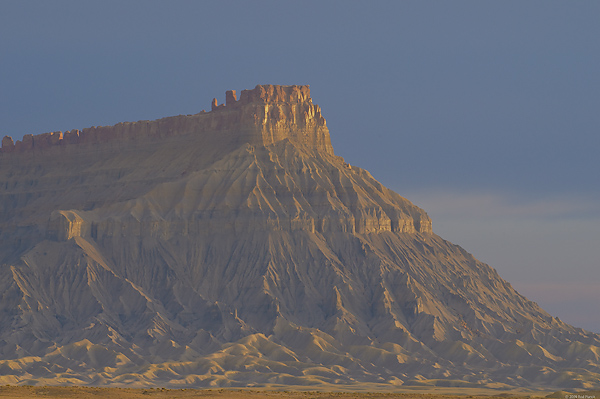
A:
[0,385,563,399]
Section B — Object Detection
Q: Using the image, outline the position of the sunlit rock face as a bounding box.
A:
[0,85,598,389]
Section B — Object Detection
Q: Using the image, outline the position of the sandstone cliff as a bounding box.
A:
[0,85,598,390]
[1,85,331,156]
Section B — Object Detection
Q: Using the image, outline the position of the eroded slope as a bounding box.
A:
[0,85,598,389]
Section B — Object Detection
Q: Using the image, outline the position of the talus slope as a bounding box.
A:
[0,85,598,389]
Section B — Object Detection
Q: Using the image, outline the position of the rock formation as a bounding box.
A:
[0,85,599,390]
[1,84,330,157]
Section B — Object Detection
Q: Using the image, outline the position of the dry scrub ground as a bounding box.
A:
[0,386,586,399]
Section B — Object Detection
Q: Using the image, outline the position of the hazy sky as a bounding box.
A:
[1,1,599,332]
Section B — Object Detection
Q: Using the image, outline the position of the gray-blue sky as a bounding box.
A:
[1,1,599,332]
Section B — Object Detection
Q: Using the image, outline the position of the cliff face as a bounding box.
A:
[0,84,332,156]
[0,84,428,251]
[0,85,599,390]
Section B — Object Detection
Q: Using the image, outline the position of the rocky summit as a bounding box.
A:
[0,85,598,389]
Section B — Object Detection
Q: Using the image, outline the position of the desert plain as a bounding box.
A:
[2,385,598,399]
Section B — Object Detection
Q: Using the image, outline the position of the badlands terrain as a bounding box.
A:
[0,85,599,390]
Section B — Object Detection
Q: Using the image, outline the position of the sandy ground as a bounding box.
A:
[1,385,590,399]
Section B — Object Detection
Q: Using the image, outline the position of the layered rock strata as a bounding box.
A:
[0,85,598,390]
[1,84,331,156]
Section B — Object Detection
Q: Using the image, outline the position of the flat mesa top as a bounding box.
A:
[0,84,331,156]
